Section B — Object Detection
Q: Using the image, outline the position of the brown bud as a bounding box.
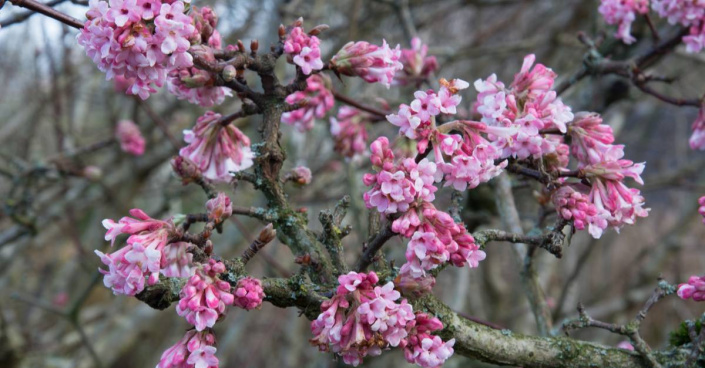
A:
[171,156,201,183]
[257,223,277,244]
[222,65,237,82]
[204,240,213,255]
[278,24,286,38]
[293,17,303,28]
[250,39,259,54]
[237,40,245,52]
[308,24,329,36]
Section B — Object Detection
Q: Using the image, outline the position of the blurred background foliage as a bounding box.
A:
[0,0,704,367]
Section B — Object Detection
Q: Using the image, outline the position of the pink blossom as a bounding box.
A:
[402,313,455,368]
[177,260,235,331]
[158,330,219,368]
[395,263,436,297]
[617,341,635,351]
[284,22,323,75]
[410,90,441,122]
[115,120,146,155]
[282,75,334,132]
[206,193,232,224]
[97,209,176,294]
[167,67,232,107]
[331,40,403,88]
[598,0,649,44]
[233,276,265,311]
[330,106,369,158]
[677,275,705,302]
[395,37,438,86]
[699,196,705,222]
[568,112,618,164]
[161,242,193,278]
[310,271,419,365]
[179,111,255,183]
[651,0,705,27]
[387,104,423,140]
[105,0,141,27]
[510,54,557,97]
[290,166,313,185]
[684,22,705,53]
[405,231,450,277]
[690,108,705,151]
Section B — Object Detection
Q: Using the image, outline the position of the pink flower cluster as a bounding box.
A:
[310,271,454,367]
[363,137,438,214]
[331,40,403,88]
[177,259,235,331]
[598,0,649,44]
[387,78,469,151]
[552,184,609,239]
[473,54,573,160]
[699,196,705,223]
[97,209,192,295]
[402,313,455,368]
[395,37,438,87]
[158,330,219,368]
[115,119,145,155]
[206,192,232,224]
[330,106,369,158]
[179,111,255,183]
[393,203,486,279]
[600,0,705,52]
[690,108,705,151]
[677,275,705,302]
[232,276,265,311]
[568,113,649,237]
[281,75,334,132]
[78,0,197,99]
[284,19,324,75]
[166,7,232,107]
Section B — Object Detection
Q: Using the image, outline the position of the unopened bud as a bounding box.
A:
[278,24,286,38]
[222,65,237,82]
[293,17,303,28]
[171,156,201,183]
[250,39,259,54]
[257,223,277,244]
[308,24,329,36]
[237,40,245,52]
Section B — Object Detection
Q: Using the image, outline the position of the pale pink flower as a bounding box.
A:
[402,313,455,368]
[552,184,609,238]
[161,242,193,278]
[598,0,649,44]
[177,260,235,331]
[158,330,219,368]
[331,40,403,88]
[115,119,146,155]
[179,111,255,183]
[387,104,423,140]
[568,112,618,164]
[284,23,323,75]
[206,193,232,224]
[290,166,313,185]
[233,276,265,311]
[410,90,441,122]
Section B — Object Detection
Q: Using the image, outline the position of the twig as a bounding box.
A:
[355,220,395,272]
[6,0,83,29]
[240,224,277,264]
[332,91,390,118]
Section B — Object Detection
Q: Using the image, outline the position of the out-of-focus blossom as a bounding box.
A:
[282,75,334,132]
[690,108,705,150]
[116,120,145,155]
[158,330,219,368]
[598,0,649,44]
[330,106,369,158]
[395,37,438,86]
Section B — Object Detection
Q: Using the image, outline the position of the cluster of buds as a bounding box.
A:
[206,193,233,224]
[158,330,219,368]
[330,40,403,88]
[232,276,265,310]
[395,37,438,87]
[677,275,705,302]
[282,75,334,132]
[283,18,326,75]
[598,0,649,44]
[330,106,370,158]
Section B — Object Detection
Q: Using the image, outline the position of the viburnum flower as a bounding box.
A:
[568,112,619,164]
[177,259,235,331]
[97,208,177,295]
[78,0,196,100]
[651,0,705,27]
[158,330,219,368]
[677,275,705,302]
[689,108,705,151]
[699,196,705,223]
[402,313,455,368]
[363,138,438,214]
[167,66,232,107]
[395,37,438,87]
[284,19,324,75]
[395,263,436,297]
[473,55,571,161]
[330,40,403,88]
[598,0,649,44]
[115,120,145,156]
[310,271,451,367]
[330,106,369,158]
[551,184,609,239]
[179,111,255,183]
[281,75,334,132]
[206,193,233,224]
[161,242,193,278]
[232,276,265,311]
